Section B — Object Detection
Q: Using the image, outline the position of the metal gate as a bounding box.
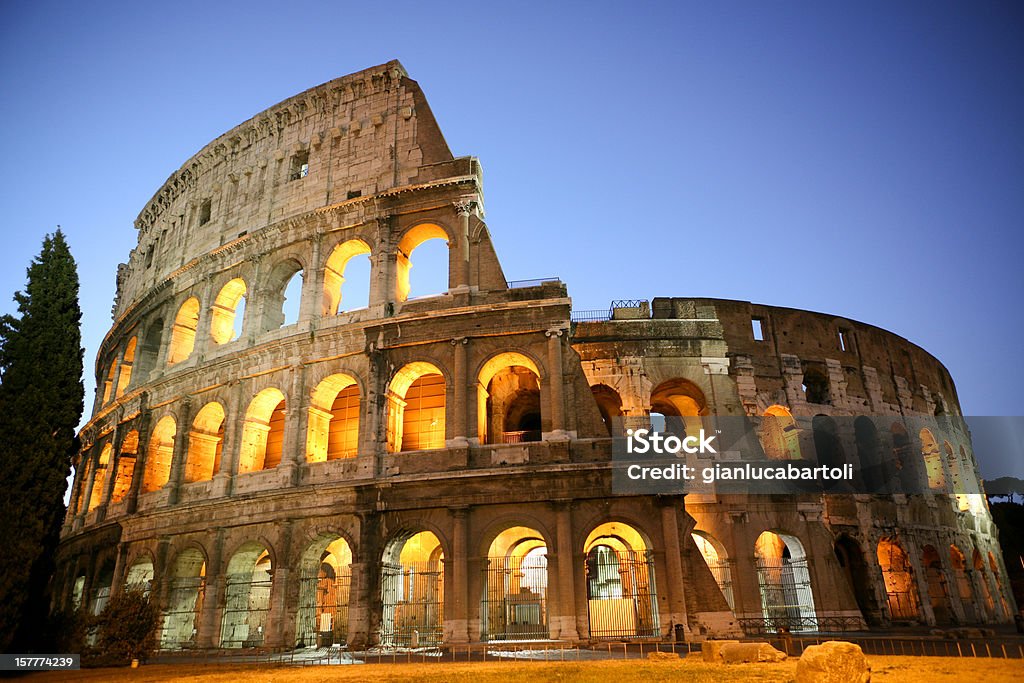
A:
[585,546,659,639]
[481,553,548,640]
[219,573,272,648]
[295,568,351,647]
[380,561,443,647]
[705,560,735,610]
[754,557,818,632]
[161,576,205,649]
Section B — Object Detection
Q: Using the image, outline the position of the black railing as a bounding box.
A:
[570,310,611,323]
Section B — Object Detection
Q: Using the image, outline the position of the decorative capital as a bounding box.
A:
[453,199,475,217]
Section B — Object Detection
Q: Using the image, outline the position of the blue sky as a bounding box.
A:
[1,1,1021,478]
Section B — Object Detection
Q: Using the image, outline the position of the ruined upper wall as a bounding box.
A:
[114,60,455,318]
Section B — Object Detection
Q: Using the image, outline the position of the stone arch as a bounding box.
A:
[891,422,920,493]
[110,429,139,504]
[161,546,207,649]
[90,557,116,615]
[919,428,945,491]
[477,351,542,445]
[380,529,445,646]
[812,414,848,487]
[481,525,550,641]
[136,316,164,380]
[260,258,306,331]
[237,388,287,473]
[972,547,996,619]
[855,417,890,491]
[101,357,118,405]
[306,373,360,462]
[123,554,154,596]
[220,541,273,648]
[877,537,920,621]
[590,384,623,436]
[754,530,818,632]
[184,402,226,482]
[691,530,734,610]
[142,415,176,493]
[801,367,830,405]
[322,239,372,315]
[115,336,137,397]
[210,278,247,344]
[834,534,878,625]
[949,544,975,620]
[650,378,707,438]
[988,550,1012,620]
[921,544,953,624]
[167,297,200,364]
[583,521,659,638]
[386,362,446,453]
[87,443,113,512]
[760,405,802,460]
[396,222,451,302]
[295,533,353,647]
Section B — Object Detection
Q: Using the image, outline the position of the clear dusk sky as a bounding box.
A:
[1,1,1022,479]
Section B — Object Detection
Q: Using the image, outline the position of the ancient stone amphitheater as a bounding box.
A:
[57,61,1015,651]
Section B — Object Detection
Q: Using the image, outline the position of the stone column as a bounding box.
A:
[446,507,470,642]
[545,329,568,440]
[78,446,98,521]
[197,528,225,648]
[449,337,469,445]
[125,400,152,514]
[302,232,323,324]
[660,499,691,638]
[369,215,394,310]
[110,541,130,594]
[212,381,243,498]
[167,397,193,506]
[347,512,379,649]
[266,520,293,648]
[278,366,306,487]
[552,501,580,640]
[98,420,123,513]
[453,199,473,290]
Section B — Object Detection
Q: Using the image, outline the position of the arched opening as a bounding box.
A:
[237,389,286,473]
[812,414,848,489]
[87,444,113,512]
[988,551,1011,620]
[477,352,542,445]
[386,363,445,453]
[142,416,176,493]
[71,573,87,610]
[91,560,115,615]
[801,368,830,405]
[210,278,247,344]
[946,442,970,511]
[855,417,890,492]
[590,385,623,436]
[220,543,273,648]
[891,423,919,493]
[161,549,206,649]
[921,545,953,625]
[258,260,305,333]
[281,270,303,326]
[306,374,360,463]
[584,522,659,638]
[834,535,878,625]
[650,378,707,438]
[184,402,226,482]
[296,535,352,647]
[482,526,549,641]
[692,531,734,610]
[167,298,200,365]
[754,531,818,632]
[396,224,450,302]
[110,430,138,504]
[972,548,996,620]
[115,337,137,397]
[102,358,118,405]
[136,318,163,380]
[322,239,372,315]
[123,558,153,597]
[920,429,946,491]
[949,545,975,621]
[760,405,802,460]
[380,531,444,647]
[877,537,919,621]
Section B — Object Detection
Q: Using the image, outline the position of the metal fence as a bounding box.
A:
[481,554,549,640]
[295,571,351,648]
[585,548,659,639]
[380,561,444,647]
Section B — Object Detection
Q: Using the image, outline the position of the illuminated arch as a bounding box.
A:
[921,544,953,624]
[123,557,154,597]
[102,358,118,405]
[295,535,353,647]
[396,223,450,302]
[115,336,137,397]
[322,239,371,315]
[760,405,802,460]
[692,531,734,610]
[110,430,139,504]
[210,278,247,344]
[161,548,207,649]
[590,384,624,436]
[184,402,226,482]
[481,526,549,640]
[650,378,706,437]
[386,362,446,453]
[87,444,113,512]
[583,521,659,638]
[142,415,176,493]
[220,542,273,648]
[306,374,360,462]
[380,530,445,646]
[168,297,200,364]
[877,537,919,621]
[477,352,542,445]
[754,530,818,631]
[920,428,945,491]
[237,388,286,473]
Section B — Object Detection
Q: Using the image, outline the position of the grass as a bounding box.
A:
[26,654,1022,682]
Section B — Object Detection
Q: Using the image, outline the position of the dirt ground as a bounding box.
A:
[23,654,1022,682]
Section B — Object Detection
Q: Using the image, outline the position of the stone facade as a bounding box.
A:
[56,61,1016,651]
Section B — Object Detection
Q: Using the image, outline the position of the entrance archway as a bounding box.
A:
[834,535,878,626]
[481,526,549,640]
[296,536,352,647]
[220,543,273,648]
[583,522,659,638]
[380,531,444,647]
[877,537,919,622]
[754,531,817,632]
[161,548,206,649]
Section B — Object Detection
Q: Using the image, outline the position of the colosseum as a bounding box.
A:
[56,60,1016,652]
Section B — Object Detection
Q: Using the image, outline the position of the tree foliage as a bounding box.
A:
[88,589,161,666]
[0,230,84,652]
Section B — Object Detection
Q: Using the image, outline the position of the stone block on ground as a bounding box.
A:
[647,650,680,661]
[701,639,740,662]
[795,641,871,683]
[720,641,787,664]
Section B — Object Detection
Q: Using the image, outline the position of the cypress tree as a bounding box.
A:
[0,230,84,652]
